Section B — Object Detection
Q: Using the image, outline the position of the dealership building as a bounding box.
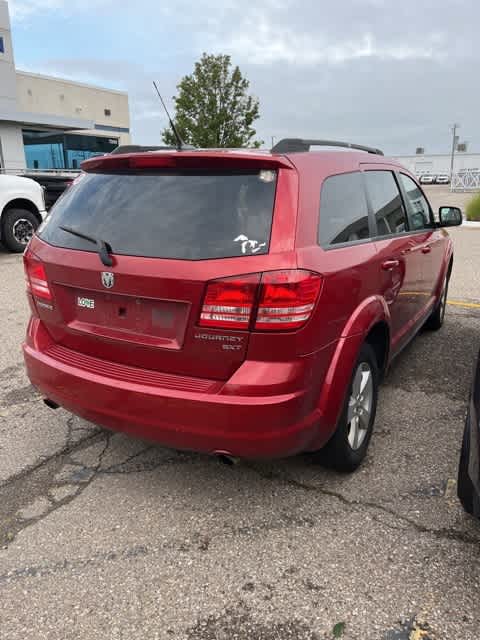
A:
[0,0,130,173]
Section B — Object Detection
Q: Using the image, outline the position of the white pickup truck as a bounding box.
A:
[0,174,47,252]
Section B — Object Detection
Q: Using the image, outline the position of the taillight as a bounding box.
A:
[255,270,322,330]
[199,270,321,331]
[199,274,260,329]
[23,252,53,302]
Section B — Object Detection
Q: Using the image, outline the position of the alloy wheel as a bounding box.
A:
[12,219,34,245]
[347,362,374,450]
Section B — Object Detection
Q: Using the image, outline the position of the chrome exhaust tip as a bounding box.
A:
[213,451,240,466]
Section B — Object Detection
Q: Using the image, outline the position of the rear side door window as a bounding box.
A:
[398,173,432,230]
[364,171,407,237]
[318,172,370,247]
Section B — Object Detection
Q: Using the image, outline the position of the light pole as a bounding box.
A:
[449,123,460,179]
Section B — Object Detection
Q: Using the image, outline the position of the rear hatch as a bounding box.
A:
[28,152,297,381]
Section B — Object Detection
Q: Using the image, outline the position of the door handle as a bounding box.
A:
[421,245,432,254]
[381,259,400,271]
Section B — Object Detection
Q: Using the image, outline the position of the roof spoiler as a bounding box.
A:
[82,150,295,173]
[271,138,384,156]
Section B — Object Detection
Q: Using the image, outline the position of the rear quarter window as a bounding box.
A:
[39,170,277,260]
[318,172,370,247]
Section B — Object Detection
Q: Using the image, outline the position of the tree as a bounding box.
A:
[162,53,262,148]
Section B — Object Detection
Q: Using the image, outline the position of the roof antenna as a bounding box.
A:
[153,81,192,151]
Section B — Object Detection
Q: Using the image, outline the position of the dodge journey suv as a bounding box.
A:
[23,138,462,471]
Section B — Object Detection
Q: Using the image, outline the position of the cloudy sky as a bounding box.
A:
[8,0,479,154]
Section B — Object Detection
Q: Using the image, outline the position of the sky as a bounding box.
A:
[7,0,480,154]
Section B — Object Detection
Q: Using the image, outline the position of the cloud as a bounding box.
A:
[8,0,480,154]
[208,13,446,65]
[8,0,115,19]
[9,0,72,19]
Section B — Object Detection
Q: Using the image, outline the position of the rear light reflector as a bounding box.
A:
[255,270,322,330]
[23,252,53,302]
[199,270,322,331]
[199,274,260,329]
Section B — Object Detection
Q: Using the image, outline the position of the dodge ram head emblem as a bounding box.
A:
[101,272,114,289]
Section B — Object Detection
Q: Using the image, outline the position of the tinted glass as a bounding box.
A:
[318,172,370,246]
[365,171,407,236]
[39,170,277,260]
[399,173,431,230]
[23,130,118,170]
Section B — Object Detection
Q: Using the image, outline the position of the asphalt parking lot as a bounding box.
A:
[1,190,480,639]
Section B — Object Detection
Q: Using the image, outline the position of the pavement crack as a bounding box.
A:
[101,445,155,474]
[246,466,480,547]
[99,449,198,475]
[0,430,110,547]
[0,428,101,491]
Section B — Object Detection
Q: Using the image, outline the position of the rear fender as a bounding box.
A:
[309,296,390,450]
[340,295,390,339]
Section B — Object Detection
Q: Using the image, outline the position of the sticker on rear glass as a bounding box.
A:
[234,234,267,255]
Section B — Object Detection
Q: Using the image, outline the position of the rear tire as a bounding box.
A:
[458,419,476,515]
[2,208,39,253]
[317,343,379,472]
[424,275,449,331]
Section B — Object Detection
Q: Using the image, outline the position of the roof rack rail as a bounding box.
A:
[110,144,175,155]
[271,138,383,156]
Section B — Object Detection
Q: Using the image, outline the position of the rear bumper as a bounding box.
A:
[23,326,338,459]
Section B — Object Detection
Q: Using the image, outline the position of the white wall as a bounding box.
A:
[394,153,480,175]
[16,72,130,136]
[0,122,25,170]
[0,0,18,113]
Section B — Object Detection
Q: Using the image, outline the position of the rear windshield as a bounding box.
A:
[39,170,277,260]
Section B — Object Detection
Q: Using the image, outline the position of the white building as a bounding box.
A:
[0,0,130,172]
[394,152,480,177]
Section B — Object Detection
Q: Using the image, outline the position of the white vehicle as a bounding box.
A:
[434,174,450,185]
[419,174,435,184]
[0,174,47,252]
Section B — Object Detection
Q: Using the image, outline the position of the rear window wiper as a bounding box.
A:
[59,225,113,267]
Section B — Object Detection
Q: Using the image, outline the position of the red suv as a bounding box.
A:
[22,139,462,471]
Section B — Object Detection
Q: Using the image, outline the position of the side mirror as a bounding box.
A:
[439,206,462,227]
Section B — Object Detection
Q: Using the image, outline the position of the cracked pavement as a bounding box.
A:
[1,220,480,639]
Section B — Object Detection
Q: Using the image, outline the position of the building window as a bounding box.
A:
[104,109,111,116]
[0,37,4,54]
[22,130,119,170]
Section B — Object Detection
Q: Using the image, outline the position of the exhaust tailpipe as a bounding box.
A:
[43,398,60,410]
[214,451,240,466]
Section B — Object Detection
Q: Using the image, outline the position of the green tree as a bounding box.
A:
[162,53,261,148]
